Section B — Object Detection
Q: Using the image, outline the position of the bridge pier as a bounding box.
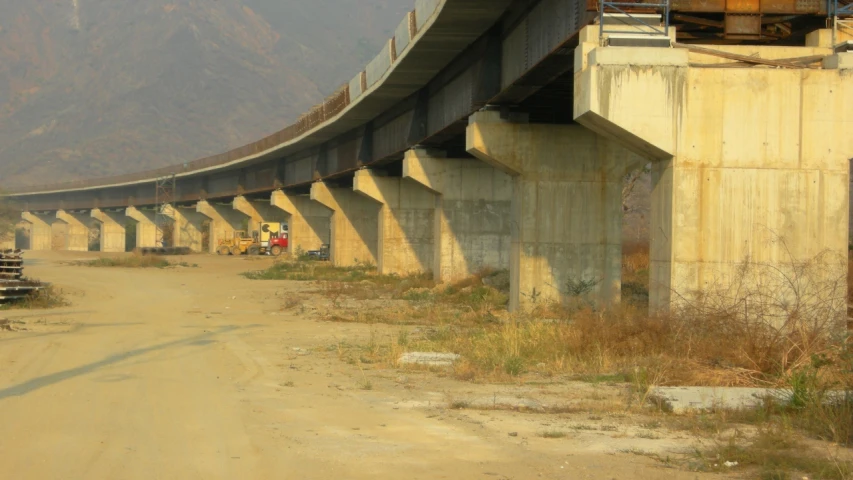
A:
[270,191,330,254]
[91,209,126,253]
[168,206,205,252]
[352,169,435,276]
[21,212,56,251]
[196,200,243,253]
[467,111,642,311]
[232,196,287,239]
[403,148,511,283]
[310,181,379,267]
[125,207,157,249]
[574,26,853,312]
[56,210,92,252]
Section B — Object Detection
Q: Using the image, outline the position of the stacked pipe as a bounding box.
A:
[0,250,44,302]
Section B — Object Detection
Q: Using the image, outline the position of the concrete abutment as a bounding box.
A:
[196,201,243,253]
[270,191,331,254]
[403,149,511,283]
[353,169,435,276]
[310,181,379,267]
[91,209,126,252]
[55,210,93,252]
[21,212,56,251]
[467,111,642,311]
[573,25,853,311]
[125,207,157,249]
[167,206,205,252]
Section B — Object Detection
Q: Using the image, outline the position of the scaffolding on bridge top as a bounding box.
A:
[830,0,853,46]
[598,0,671,46]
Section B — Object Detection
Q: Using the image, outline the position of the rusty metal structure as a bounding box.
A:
[154,175,175,248]
[4,0,848,214]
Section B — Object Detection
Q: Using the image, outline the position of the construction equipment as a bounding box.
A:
[216,222,288,256]
[216,230,257,256]
[259,222,288,256]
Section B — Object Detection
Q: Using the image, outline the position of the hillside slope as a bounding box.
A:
[0,0,407,187]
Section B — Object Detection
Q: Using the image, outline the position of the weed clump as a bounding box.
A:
[75,254,194,269]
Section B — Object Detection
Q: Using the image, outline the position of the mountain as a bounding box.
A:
[0,0,410,187]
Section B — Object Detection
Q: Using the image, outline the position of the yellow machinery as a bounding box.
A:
[216,230,260,256]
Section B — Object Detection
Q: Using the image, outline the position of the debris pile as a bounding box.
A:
[136,246,193,256]
[0,249,44,302]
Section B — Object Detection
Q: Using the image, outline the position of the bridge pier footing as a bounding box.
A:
[91,209,126,253]
[352,169,435,276]
[168,206,205,252]
[310,181,379,267]
[574,25,853,312]
[21,212,56,251]
[403,148,512,284]
[270,191,330,254]
[125,207,157,249]
[467,111,642,312]
[196,201,243,254]
[56,210,92,252]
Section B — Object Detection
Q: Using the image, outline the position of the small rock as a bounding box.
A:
[398,352,460,366]
[508,432,518,437]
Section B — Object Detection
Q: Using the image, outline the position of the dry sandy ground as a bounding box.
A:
[0,251,728,480]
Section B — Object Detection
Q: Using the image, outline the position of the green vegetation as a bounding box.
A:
[75,255,197,269]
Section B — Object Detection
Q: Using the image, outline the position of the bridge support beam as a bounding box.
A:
[270,191,330,254]
[168,206,205,252]
[125,207,157,249]
[196,201,243,253]
[56,210,92,252]
[353,169,435,275]
[467,111,642,311]
[403,148,512,284]
[574,25,853,312]
[233,195,287,238]
[310,181,379,267]
[91,209,126,253]
[21,212,56,251]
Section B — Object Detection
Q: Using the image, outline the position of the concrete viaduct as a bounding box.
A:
[5,0,853,312]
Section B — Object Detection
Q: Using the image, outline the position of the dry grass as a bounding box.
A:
[0,285,68,310]
[76,254,196,269]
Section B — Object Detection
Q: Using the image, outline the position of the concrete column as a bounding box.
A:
[167,206,205,252]
[125,207,157,248]
[21,212,55,251]
[403,148,512,283]
[310,181,380,267]
[91,209,126,253]
[573,26,853,311]
[467,111,641,311]
[55,210,91,252]
[232,195,287,237]
[196,200,243,253]
[270,190,330,254]
[353,169,435,275]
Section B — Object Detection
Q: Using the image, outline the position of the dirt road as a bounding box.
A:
[0,252,720,479]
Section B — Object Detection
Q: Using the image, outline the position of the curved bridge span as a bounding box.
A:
[9,0,852,313]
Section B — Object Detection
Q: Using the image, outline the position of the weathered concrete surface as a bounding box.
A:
[310,181,379,267]
[20,212,55,251]
[574,26,853,311]
[653,387,786,414]
[91,209,126,253]
[125,207,157,249]
[398,352,460,366]
[232,195,287,238]
[403,149,511,284]
[467,111,643,311]
[270,190,330,254]
[353,169,435,275]
[168,206,205,252]
[196,201,243,253]
[55,210,91,252]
